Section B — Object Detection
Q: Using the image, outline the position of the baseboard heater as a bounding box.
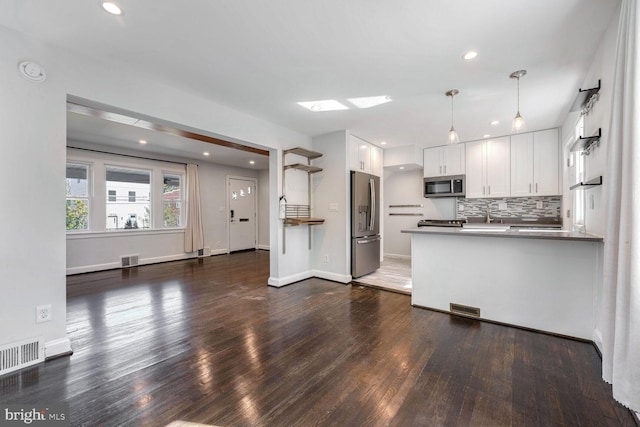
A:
[0,339,43,375]
[450,303,481,318]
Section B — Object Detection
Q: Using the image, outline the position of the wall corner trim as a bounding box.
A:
[44,337,72,360]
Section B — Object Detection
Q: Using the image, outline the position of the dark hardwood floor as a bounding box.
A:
[1,251,636,426]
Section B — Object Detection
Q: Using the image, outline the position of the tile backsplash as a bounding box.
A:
[456,196,562,220]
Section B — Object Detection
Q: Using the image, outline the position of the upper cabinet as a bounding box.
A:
[510,128,559,196]
[423,144,465,177]
[465,137,511,198]
[350,135,383,176]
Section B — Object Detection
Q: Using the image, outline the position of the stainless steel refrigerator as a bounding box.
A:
[351,171,381,278]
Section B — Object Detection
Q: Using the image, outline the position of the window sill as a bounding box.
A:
[66,228,186,240]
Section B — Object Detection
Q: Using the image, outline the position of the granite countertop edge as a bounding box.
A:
[401,227,604,242]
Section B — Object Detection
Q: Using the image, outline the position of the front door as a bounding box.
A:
[228,177,257,252]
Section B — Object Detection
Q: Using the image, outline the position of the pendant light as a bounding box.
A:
[510,70,527,133]
[446,89,460,144]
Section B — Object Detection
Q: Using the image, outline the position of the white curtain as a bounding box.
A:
[601,0,640,413]
[184,164,204,253]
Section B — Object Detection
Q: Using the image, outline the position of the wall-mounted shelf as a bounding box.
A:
[570,128,601,152]
[570,176,602,190]
[283,147,323,160]
[284,163,323,173]
[282,147,324,253]
[570,80,601,112]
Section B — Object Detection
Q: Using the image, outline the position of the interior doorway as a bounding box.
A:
[228,176,258,252]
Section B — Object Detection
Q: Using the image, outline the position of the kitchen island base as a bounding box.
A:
[406,229,603,340]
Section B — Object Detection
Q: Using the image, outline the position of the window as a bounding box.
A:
[106,167,151,230]
[66,163,90,231]
[163,173,183,227]
[573,117,586,231]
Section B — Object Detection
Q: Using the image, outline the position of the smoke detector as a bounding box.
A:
[18,61,46,82]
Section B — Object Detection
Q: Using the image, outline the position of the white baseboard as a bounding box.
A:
[268,270,312,287]
[384,253,411,260]
[258,244,270,251]
[66,253,192,275]
[45,337,72,359]
[210,248,228,256]
[311,269,351,284]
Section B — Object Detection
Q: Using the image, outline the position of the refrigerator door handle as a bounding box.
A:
[369,178,375,231]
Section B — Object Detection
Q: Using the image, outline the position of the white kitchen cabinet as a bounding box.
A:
[465,137,510,198]
[510,128,560,196]
[350,135,383,176]
[423,145,465,177]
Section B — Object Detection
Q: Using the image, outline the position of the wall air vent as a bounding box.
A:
[0,339,43,375]
[450,303,481,318]
[121,254,139,268]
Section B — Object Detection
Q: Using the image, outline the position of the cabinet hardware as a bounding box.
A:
[439,165,442,174]
[536,183,538,193]
[488,185,491,195]
[529,183,532,193]
[444,165,447,174]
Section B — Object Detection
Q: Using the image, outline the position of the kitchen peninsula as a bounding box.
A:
[402,226,603,340]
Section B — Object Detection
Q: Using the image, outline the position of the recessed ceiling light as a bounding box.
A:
[380,141,387,145]
[203,152,210,156]
[483,134,491,138]
[297,100,349,112]
[463,51,478,60]
[101,2,123,15]
[249,160,255,165]
[491,120,499,126]
[139,140,147,144]
[347,95,392,109]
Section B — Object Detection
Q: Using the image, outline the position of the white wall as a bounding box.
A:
[559,6,619,349]
[383,169,455,257]
[1,24,312,358]
[561,10,618,238]
[258,169,270,249]
[311,131,351,283]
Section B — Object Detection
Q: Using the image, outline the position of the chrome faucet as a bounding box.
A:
[485,205,493,224]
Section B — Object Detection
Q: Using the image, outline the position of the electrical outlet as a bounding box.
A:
[536,201,544,209]
[36,305,52,323]
[329,203,339,212]
[458,204,464,212]
[567,209,571,218]
[324,254,329,263]
[498,203,507,211]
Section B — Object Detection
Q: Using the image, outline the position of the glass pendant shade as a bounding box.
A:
[448,126,460,144]
[512,111,526,133]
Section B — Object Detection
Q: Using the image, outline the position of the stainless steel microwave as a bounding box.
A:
[424,175,465,198]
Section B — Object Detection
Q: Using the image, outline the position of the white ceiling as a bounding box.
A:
[1,0,619,158]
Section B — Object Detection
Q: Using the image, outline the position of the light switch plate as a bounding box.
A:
[329,203,339,212]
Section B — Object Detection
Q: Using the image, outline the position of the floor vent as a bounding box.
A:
[0,339,43,375]
[198,247,211,258]
[121,254,139,268]
[450,303,481,318]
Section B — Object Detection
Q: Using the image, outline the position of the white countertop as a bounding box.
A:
[401,226,603,242]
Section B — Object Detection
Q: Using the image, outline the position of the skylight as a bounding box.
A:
[297,100,349,112]
[347,95,392,109]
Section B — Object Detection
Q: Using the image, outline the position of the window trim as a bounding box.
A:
[66,162,92,232]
